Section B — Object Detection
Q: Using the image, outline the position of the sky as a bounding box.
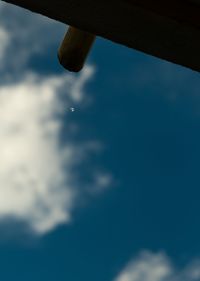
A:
[0,2,200,281]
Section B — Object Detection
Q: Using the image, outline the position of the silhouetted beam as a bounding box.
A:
[2,0,200,72]
[58,27,96,72]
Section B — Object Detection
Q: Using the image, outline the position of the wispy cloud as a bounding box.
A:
[114,251,200,281]
[0,1,65,73]
[0,25,9,62]
[0,67,95,235]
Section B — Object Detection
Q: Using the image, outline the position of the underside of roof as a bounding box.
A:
[2,0,200,72]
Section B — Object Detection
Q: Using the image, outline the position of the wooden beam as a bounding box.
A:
[58,27,96,72]
[2,0,200,72]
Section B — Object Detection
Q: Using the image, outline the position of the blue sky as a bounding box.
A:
[0,2,200,281]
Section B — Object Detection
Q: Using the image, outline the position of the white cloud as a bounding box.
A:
[0,66,95,235]
[114,251,200,281]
